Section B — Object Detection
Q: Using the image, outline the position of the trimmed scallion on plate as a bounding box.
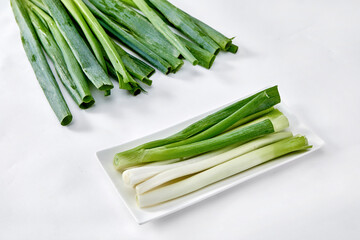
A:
[137,135,311,207]
[111,87,312,208]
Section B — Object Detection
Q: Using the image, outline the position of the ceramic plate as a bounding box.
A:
[96,101,324,224]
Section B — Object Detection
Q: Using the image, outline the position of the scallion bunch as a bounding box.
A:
[11,0,237,125]
[112,86,312,207]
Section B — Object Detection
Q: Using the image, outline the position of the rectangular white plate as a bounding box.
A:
[96,102,324,224]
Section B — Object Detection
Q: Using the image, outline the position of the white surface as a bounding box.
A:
[0,0,359,239]
[97,104,324,224]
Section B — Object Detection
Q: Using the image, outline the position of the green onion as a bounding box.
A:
[122,139,268,187]
[92,1,184,72]
[28,10,95,109]
[84,1,173,74]
[42,0,113,91]
[147,0,220,55]
[225,107,274,131]
[99,19,173,74]
[104,90,111,96]
[227,43,239,54]
[131,33,184,73]
[125,86,280,151]
[136,132,292,194]
[178,36,215,69]
[118,0,234,51]
[227,108,284,132]
[11,0,72,125]
[190,16,234,51]
[119,0,216,68]
[114,118,281,170]
[122,148,227,187]
[132,0,198,65]
[137,135,311,207]
[55,0,107,73]
[29,0,47,11]
[63,0,141,94]
[29,2,95,108]
[128,55,155,78]
[105,62,146,95]
[89,0,180,58]
[118,0,137,8]
[164,91,279,148]
[113,43,153,86]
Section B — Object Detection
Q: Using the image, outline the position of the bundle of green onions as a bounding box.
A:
[113,86,312,207]
[11,0,237,125]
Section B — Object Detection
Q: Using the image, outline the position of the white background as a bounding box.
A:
[1,0,360,239]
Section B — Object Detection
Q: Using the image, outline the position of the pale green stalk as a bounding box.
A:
[137,135,311,207]
[136,132,292,194]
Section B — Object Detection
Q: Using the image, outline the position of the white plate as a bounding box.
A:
[96,102,324,224]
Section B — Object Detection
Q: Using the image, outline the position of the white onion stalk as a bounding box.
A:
[122,146,236,187]
[145,159,180,166]
[137,135,311,207]
[136,131,292,194]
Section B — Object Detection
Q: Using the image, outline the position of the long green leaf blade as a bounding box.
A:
[84,0,172,74]
[68,0,141,94]
[148,0,220,55]
[165,91,279,148]
[89,0,180,58]
[42,0,113,90]
[129,86,280,151]
[132,0,198,65]
[114,119,275,170]
[118,0,234,51]
[57,0,107,73]
[28,5,95,108]
[11,0,72,125]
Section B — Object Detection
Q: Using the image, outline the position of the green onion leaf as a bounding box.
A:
[11,0,72,125]
[42,0,113,90]
[132,0,198,65]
